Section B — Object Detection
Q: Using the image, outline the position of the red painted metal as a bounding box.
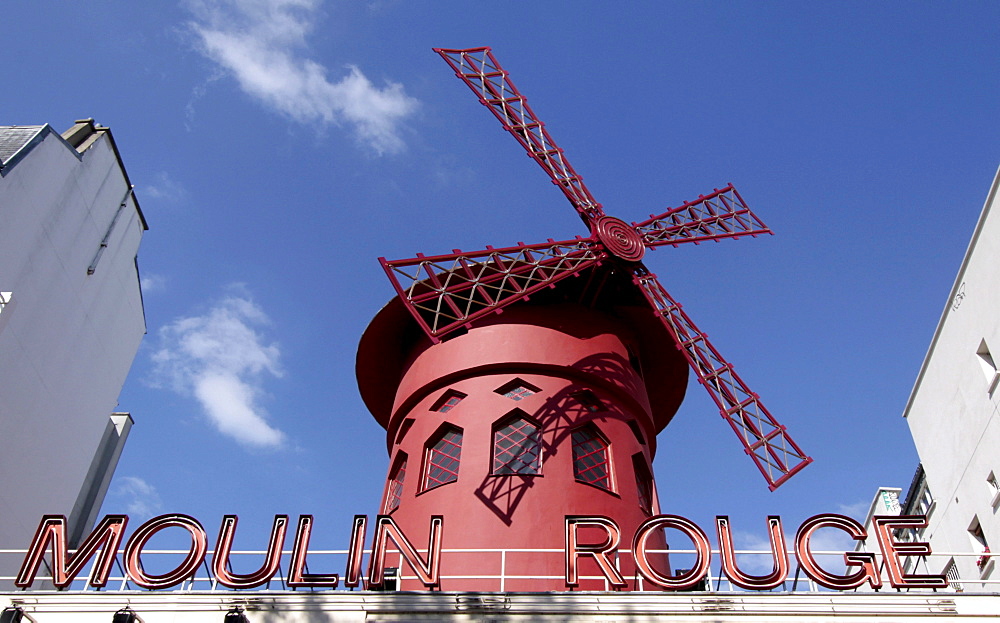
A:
[436,47,605,224]
[380,47,810,489]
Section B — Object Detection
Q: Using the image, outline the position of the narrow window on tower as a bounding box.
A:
[384,453,407,513]
[627,420,647,446]
[633,454,655,515]
[572,425,612,492]
[423,426,463,491]
[394,418,415,446]
[626,344,643,379]
[492,411,542,475]
[976,339,1000,395]
[572,389,605,413]
[431,389,467,414]
[495,378,541,401]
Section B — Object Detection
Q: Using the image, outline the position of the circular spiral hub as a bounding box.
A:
[595,216,645,262]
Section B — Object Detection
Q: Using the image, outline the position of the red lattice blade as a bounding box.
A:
[634,185,772,247]
[633,271,812,490]
[382,238,606,342]
[435,47,605,224]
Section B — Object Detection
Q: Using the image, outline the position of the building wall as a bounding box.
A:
[902,165,1000,588]
[0,122,146,562]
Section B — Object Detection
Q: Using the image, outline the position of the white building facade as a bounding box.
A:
[0,120,147,569]
[898,165,1000,589]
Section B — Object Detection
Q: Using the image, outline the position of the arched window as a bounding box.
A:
[493,412,541,475]
[385,454,407,513]
[572,425,611,491]
[423,427,463,491]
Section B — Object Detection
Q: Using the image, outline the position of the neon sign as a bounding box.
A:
[14,513,946,591]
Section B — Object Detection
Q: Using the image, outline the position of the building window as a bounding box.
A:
[431,389,466,413]
[423,427,463,491]
[977,339,1000,395]
[988,471,1000,510]
[493,413,542,475]
[627,420,646,446]
[394,418,414,445]
[495,378,541,401]
[633,454,654,515]
[385,455,407,513]
[969,517,991,573]
[572,425,612,491]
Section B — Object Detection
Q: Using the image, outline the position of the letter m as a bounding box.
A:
[16,515,127,589]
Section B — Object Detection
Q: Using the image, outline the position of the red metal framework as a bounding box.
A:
[378,47,811,490]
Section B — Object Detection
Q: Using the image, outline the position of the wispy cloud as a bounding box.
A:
[152,291,286,448]
[837,500,870,520]
[111,476,163,521]
[729,522,856,577]
[141,273,167,293]
[731,530,788,576]
[143,171,186,202]
[186,0,417,154]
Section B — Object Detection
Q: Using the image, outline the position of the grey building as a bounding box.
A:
[0,120,147,577]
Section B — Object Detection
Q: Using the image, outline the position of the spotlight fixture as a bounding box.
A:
[0,606,23,623]
[224,607,249,623]
[112,607,141,623]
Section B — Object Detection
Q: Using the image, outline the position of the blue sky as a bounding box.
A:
[5,1,1000,555]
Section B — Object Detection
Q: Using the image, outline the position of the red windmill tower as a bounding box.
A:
[356,47,811,591]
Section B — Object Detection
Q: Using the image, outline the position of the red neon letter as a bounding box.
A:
[212,515,288,589]
[633,515,711,590]
[872,515,948,589]
[795,514,881,590]
[344,515,368,588]
[288,515,343,588]
[15,514,127,589]
[716,516,789,590]
[368,515,443,588]
[564,516,627,588]
[124,514,208,590]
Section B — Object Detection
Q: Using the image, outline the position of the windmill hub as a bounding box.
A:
[595,216,645,262]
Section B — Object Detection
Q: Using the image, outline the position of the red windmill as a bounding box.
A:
[357,47,811,591]
[382,47,810,491]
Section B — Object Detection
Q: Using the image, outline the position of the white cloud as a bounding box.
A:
[111,476,163,520]
[729,523,856,577]
[143,171,186,202]
[186,0,417,154]
[141,273,167,293]
[731,530,788,576]
[837,500,870,520]
[152,293,286,448]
